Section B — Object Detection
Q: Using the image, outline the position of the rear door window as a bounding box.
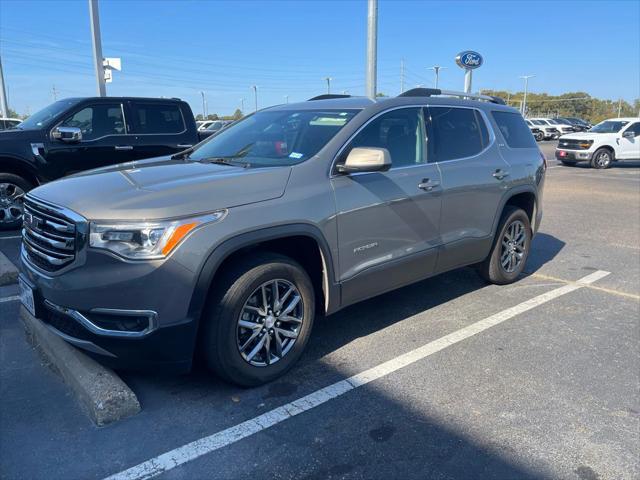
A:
[425,107,489,162]
[132,103,185,134]
[492,111,537,148]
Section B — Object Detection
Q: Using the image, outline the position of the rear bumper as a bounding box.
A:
[555,149,593,162]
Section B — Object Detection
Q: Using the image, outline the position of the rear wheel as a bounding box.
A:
[201,253,315,387]
[590,148,613,169]
[0,174,33,230]
[478,206,531,285]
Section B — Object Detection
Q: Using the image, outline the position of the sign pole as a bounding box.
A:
[464,69,472,93]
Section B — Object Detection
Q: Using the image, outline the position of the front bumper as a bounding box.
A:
[19,246,200,372]
[555,149,593,162]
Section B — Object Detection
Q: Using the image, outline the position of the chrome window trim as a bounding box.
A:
[44,300,158,338]
[51,102,130,143]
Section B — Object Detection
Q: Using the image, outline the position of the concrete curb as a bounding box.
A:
[0,251,18,286]
[20,306,141,426]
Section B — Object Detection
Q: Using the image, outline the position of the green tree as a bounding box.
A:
[232,109,243,120]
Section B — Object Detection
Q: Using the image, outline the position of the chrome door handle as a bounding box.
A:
[493,169,510,180]
[177,144,193,148]
[418,179,440,191]
[115,145,134,151]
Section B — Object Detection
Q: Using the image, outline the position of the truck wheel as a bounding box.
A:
[535,132,544,142]
[478,206,531,285]
[590,148,613,169]
[0,173,33,231]
[201,252,315,387]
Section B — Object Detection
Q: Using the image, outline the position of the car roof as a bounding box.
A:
[59,96,185,103]
[606,117,640,122]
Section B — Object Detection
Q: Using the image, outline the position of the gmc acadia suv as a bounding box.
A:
[18,89,546,386]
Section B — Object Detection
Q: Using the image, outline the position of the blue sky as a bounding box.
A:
[1,0,638,117]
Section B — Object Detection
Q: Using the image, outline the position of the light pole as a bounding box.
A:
[618,98,622,117]
[325,77,332,94]
[284,95,289,104]
[0,56,8,117]
[240,98,245,113]
[252,85,258,112]
[200,91,206,118]
[519,75,535,116]
[366,0,377,99]
[88,0,106,97]
[429,66,446,89]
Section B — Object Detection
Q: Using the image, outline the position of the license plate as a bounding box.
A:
[18,277,36,316]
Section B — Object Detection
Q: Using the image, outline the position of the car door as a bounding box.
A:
[128,101,194,160]
[618,122,640,159]
[425,106,509,272]
[331,106,442,306]
[43,102,136,178]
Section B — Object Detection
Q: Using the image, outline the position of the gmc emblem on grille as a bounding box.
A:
[23,212,43,230]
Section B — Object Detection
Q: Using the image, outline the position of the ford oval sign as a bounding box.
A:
[455,51,483,70]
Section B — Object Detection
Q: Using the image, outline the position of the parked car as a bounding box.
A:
[0,117,22,131]
[198,120,234,140]
[527,119,560,139]
[565,117,592,130]
[197,120,216,131]
[555,117,640,168]
[530,118,574,136]
[0,97,199,229]
[18,89,545,386]
[525,121,544,141]
[555,117,590,132]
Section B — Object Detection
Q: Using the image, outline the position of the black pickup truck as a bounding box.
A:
[0,97,199,229]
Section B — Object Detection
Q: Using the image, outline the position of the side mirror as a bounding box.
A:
[622,130,635,139]
[51,126,82,143]
[337,147,392,174]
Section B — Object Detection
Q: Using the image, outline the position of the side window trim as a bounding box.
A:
[52,103,129,142]
[424,105,495,164]
[330,105,429,177]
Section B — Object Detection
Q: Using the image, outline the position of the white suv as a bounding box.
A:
[555,117,640,168]
[527,119,560,139]
[530,118,575,136]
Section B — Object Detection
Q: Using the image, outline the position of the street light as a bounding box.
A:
[284,95,289,104]
[428,66,447,89]
[519,75,535,116]
[325,77,332,94]
[252,85,258,112]
[366,0,378,99]
[200,91,206,118]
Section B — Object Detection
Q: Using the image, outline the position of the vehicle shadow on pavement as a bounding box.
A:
[525,233,566,274]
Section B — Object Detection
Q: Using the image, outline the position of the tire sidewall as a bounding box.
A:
[207,258,315,386]
[489,208,531,284]
[591,148,612,169]
[0,173,33,230]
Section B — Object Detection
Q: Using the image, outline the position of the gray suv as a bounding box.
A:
[18,89,546,386]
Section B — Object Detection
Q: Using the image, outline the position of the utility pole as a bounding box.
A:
[252,85,258,112]
[284,95,289,104]
[617,98,622,117]
[519,75,535,116]
[400,59,405,94]
[429,66,446,89]
[52,85,59,101]
[88,0,106,97]
[365,0,377,99]
[0,55,8,117]
[200,91,206,118]
[240,98,245,112]
[325,77,332,94]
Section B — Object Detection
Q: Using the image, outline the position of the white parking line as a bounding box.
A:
[0,295,20,304]
[104,269,611,480]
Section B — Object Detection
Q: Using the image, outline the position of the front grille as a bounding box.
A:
[22,198,77,272]
[558,138,591,150]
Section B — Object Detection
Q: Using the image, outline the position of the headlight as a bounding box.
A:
[89,210,226,260]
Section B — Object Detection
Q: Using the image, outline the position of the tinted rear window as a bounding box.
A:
[133,103,185,134]
[426,107,489,162]
[492,111,537,148]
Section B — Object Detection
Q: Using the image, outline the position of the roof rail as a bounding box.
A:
[308,94,351,101]
[398,88,505,105]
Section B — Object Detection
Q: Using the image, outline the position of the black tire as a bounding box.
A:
[0,173,33,231]
[590,148,613,169]
[535,132,544,142]
[560,160,577,167]
[201,252,315,387]
[478,206,531,285]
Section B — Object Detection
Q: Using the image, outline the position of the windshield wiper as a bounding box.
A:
[198,157,251,168]
[171,147,195,160]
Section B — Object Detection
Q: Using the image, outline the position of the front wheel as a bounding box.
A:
[201,253,315,387]
[535,132,544,142]
[0,174,33,231]
[478,206,531,285]
[590,148,613,169]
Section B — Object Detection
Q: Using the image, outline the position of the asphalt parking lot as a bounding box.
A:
[1,141,638,480]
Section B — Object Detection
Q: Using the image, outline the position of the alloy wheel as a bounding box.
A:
[0,183,25,226]
[500,220,526,273]
[236,279,304,367]
[595,151,611,168]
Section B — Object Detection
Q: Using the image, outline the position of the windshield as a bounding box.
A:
[590,120,628,133]
[18,99,78,129]
[532,120,546,125]
[189,109,359,166]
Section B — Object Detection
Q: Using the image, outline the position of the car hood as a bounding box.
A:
[29,157,292,220]
[0,128,42,143]
[559,132,606,140]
